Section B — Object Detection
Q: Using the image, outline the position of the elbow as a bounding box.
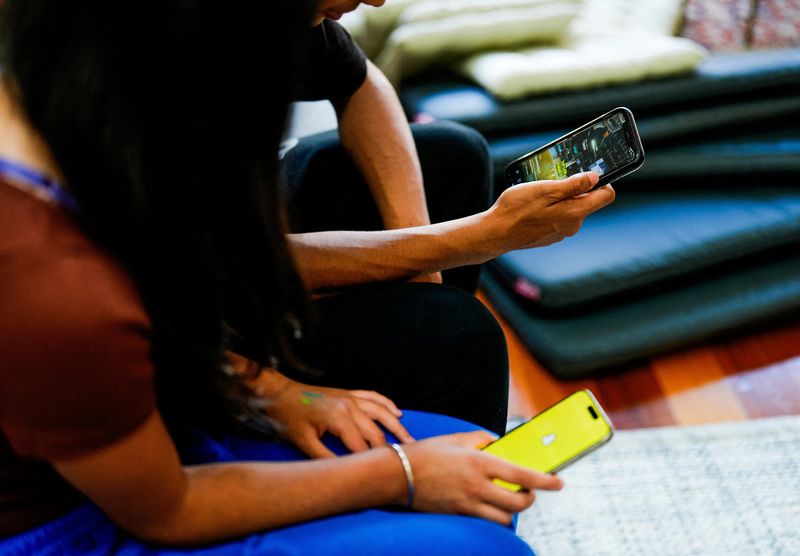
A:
[120,513,195,547]
[114,490,202,547]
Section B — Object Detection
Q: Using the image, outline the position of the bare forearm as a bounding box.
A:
[142,449,404,545]
[55,412,407,548]
[289,211,499,291]
[337,61,429,229]
[290,173,615,291]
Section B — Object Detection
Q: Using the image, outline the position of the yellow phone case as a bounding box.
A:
[483,390,613,490]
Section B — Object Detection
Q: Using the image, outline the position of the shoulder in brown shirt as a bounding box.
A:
[0,179,156,537]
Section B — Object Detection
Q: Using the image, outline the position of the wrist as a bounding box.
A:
[467,208,506,262]
[338,446,413,510]
[382,444,415,507]
[389,444,415,508]
[244,367,294,399]
[225,351,261,378]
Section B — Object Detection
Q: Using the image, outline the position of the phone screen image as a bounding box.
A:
[483,390,613,489]
[507,108,643,186]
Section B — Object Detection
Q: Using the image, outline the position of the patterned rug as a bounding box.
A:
[517,415,800,556]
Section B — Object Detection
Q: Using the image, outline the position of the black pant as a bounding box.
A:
[282,121,508,435]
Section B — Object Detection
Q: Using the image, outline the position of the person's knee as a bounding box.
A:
[421,120,491,165]
[424,121,491,183]
[428,286,510,433]
[420,285,508,373]
[357,284,508,378]
[412,121,494,217]
[457,290,507,367]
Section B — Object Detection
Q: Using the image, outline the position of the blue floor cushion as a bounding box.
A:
[491,188,800,310]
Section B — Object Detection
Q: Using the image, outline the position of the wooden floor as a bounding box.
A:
[478,294,800,430]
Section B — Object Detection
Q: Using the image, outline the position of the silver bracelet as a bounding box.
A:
[389,443,415,509]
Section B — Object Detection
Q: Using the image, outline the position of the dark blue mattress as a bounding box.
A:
[482,251,800,377]
[408,48,800,376]
[402,49,800,186]
[489,124,800,186]
[491,188,800,310]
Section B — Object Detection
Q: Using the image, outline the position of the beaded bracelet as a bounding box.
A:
[389,443,415,509]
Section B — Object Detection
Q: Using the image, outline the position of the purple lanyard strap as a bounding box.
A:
[0,157,77,211]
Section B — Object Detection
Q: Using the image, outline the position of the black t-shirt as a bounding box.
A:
[296,19,368,102]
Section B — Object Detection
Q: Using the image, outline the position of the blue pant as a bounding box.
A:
[0,411,534,556]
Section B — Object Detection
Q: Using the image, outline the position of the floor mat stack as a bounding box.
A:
[401,49,800,376]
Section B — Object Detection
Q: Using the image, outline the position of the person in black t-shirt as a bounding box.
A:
[272,0,615,445]
[287,12,449,285]
[299,18,371,102]
[276,8,514,441]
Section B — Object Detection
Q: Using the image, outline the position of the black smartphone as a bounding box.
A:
[505,107,645,187]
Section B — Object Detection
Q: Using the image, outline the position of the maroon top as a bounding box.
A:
[0,179,156,537]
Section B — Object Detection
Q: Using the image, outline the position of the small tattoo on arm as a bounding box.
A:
[301,391,324,405]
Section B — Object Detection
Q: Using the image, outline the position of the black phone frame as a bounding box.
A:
[504,106,645,188]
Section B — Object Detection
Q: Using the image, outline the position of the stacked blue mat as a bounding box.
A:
[401,49,800,377]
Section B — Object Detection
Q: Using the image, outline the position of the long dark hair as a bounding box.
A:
[0,1,315,430]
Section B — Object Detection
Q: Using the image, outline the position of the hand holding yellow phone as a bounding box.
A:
[482,390,613,490]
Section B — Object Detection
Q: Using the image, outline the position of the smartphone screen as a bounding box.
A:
[482,390,613,489]
[506,107,644,187]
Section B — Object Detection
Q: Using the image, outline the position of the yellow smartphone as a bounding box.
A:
[482,389,613,490]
